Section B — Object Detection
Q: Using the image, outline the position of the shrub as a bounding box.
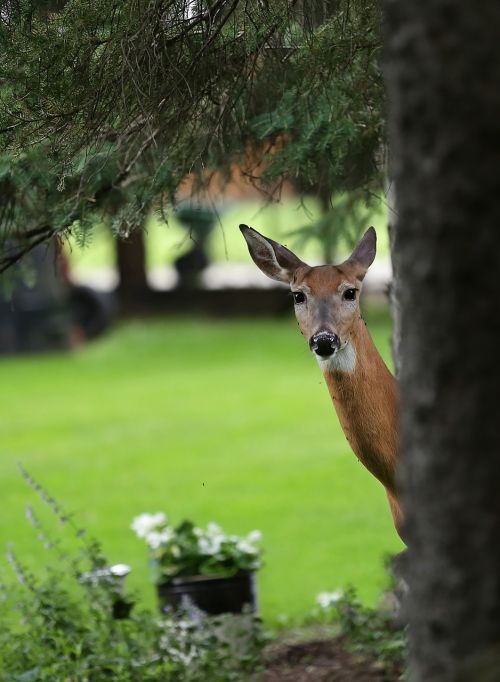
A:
[0,467,264,681]
[313,568,406,676]
[332,587,405,670]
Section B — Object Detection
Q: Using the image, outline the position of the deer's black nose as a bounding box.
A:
[309,332,340,357]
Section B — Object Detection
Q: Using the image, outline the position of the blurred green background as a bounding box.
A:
[0,308,402,623]
[1,195,399,623]
[69,198,390,273]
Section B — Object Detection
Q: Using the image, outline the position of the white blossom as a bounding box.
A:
[236,540,258,555]
[131,512,167,539]
[198,535,222,555]
[145,527,174,549]
[316,590,344,609]
[206,522,222,536]
[247,530,262,544]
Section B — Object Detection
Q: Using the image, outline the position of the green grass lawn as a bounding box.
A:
[0,309,403,623]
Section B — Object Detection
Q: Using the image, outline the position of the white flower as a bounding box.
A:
[198,535,222,555]
[131,512,167,539]
[145,527,174,550]
[247,530,262,544]
[316,590,343,609]
[206,522,222,537]
[237,540,258,555]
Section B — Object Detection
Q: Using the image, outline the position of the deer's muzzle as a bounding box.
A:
[309,332,340,358]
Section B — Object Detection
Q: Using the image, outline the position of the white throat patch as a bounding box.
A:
[315,342,357,374]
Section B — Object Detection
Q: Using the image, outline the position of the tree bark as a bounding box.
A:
[115,229,149,299]
[386,163,401,376]
[384,2,500,680]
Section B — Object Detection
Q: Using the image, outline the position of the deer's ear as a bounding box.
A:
[239,224,306,283]
[345,227,377,280]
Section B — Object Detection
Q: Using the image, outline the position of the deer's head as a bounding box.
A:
[240,225,376,373]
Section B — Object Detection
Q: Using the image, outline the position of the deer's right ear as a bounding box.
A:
[239,224,306,284]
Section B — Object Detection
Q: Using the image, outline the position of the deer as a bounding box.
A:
[240,224,403,541]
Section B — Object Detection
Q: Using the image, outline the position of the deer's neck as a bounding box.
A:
[318,317,399,492]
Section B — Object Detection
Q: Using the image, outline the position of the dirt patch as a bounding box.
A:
[259,636,401,682]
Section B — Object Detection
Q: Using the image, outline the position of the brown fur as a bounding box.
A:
[322,318,403,539]
[240,225,404,541]
[292,262,403,538]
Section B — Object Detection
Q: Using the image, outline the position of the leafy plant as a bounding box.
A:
[0,468,265,681]
[0,1,384,271]
[334,587,405,670]
[312,580,406,677]
[131,513,262,583]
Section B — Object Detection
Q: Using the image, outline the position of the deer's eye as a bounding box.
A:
[343,288,357,301]
[293,291,306,304]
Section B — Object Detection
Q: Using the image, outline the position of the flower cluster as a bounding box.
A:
[131,513,262,583]
[131,512,174,549]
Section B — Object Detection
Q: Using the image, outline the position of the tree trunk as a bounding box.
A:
[386,164,401,376]
[384,2,500,680]
[115,229,149,300]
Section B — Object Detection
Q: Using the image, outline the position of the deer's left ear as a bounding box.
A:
[240,224,307,283]
[345,227,377,280]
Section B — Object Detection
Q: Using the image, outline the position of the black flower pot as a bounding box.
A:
[157,571,257,615]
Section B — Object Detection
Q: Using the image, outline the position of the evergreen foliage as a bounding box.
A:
[0,1,383,270]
